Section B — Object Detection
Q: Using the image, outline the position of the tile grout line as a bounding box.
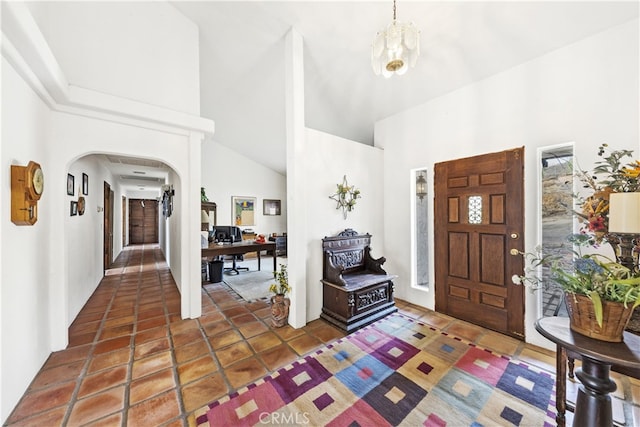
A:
[119,245,143,427]
[155,245,189,427]
[60,246,133,426]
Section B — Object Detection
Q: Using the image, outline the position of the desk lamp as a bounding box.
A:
[608,192,640,274]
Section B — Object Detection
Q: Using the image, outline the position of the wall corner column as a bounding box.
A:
[285,27,307,328]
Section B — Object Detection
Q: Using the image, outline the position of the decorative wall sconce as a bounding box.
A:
[608,192,640,274]
[329,175,361,220]
[416,172,427,201]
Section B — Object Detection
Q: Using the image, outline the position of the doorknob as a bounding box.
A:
[510,249,520,256]
[510,233,519,239]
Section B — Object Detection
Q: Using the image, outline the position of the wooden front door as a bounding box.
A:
[434,148,525,338]
[129,199,159,244]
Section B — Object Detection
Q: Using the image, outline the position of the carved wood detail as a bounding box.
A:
[321,229,397,332]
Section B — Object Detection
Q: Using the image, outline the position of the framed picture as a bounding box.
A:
[70,201,78,216]
[82,173,88,195]
[232,196,256,226]
[263,199,281,216]
[67,174,74,196]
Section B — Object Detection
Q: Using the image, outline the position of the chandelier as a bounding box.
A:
[371,0,420,78]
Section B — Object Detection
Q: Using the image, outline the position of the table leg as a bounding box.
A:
[573,356,616,427]
[556,345,566,427]
[273,249,277,272]
[257,250,261,271]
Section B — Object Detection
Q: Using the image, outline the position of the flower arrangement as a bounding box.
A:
[513,234,640,327]
[575,144,640,239]
[269,264,291,296]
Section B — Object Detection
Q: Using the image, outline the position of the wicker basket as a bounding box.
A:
[565,293,634,342]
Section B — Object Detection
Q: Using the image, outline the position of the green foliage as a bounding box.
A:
[269,264,291,296]
[513,233,640,327]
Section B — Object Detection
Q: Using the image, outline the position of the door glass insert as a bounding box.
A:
[468,196,482,224]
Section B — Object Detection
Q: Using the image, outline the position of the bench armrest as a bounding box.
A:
[324,251,347,286]
[363,246,387,275]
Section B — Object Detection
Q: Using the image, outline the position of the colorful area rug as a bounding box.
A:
[196,314,556,426]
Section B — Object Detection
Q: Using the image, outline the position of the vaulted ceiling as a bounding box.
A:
[171,1,638,175]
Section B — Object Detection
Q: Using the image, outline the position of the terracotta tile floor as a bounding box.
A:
[5,244,640,426]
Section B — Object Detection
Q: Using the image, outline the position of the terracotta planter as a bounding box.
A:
[565,293,634,342]
[270,294,290,328]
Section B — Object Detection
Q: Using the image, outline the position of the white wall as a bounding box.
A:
[201,140,287,236]
[166,169,182,279]
[25,1,200,115]
[303,128,385,321]
[66,155,114,321]
[376,19,639,348]
[1,57,53,424]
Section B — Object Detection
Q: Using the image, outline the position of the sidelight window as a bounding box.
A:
[412,168,429,288]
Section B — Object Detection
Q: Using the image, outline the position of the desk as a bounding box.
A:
[202,241,276,273]
[535,317,640,427]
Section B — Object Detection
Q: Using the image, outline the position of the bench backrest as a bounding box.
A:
[322,229,371,276]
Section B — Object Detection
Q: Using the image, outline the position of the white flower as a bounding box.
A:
[511,274,523,285]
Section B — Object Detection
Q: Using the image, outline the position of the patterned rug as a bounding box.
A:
[196,314,556,426]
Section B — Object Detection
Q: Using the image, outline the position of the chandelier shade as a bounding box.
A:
[371,0,420,78]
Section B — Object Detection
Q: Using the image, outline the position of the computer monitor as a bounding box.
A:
[212,226,242,243]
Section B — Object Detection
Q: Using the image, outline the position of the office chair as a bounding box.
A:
[213,226,249,275]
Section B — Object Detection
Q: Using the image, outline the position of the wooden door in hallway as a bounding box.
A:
[434,148,525,338]
[122,196,126,246]
[103,182,114,271]
[129,199,158,244]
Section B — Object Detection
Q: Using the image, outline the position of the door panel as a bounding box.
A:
[435,148,525,338]
[103,182,113,272]
[122,196,126,246]
[129,199,158,244]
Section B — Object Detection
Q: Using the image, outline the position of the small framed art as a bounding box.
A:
[263,199,281,216]
[67,174,74,196]
[82,173,88,195]
[70,201,78,216]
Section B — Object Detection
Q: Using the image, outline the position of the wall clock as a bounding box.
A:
[11,161,44,225]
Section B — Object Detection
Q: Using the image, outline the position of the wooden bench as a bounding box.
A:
[320,229,397,332]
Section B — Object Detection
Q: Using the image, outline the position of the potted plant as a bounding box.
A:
[513,144,640,342]
[514,233,640,341]
[269,264,291,328]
